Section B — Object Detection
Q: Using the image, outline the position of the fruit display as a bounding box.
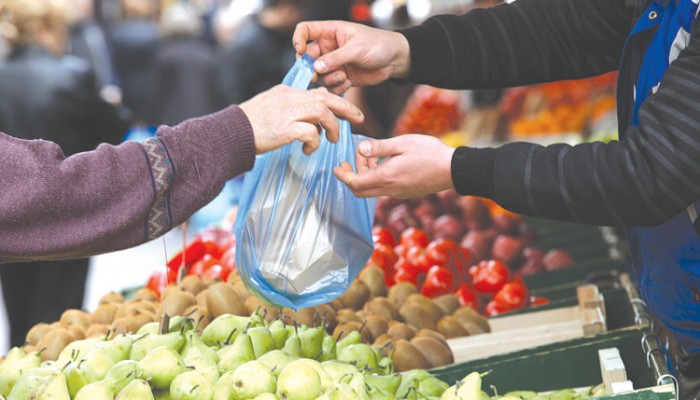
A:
[393,85,464,137]
[369,192,573,316]
[0,310,459,399]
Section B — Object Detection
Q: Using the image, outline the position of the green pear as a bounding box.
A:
[257,350,299,378]
[7,369,62,400]
[229,360,276,399]
[366,374,402,395]
[417,377,449,398]
[183,350,220,386]
[396,370,433,399]
[268,320,289,350]
[139,346,185,389]
[280,333,302,358]
[247,327,276,359]
[104,360,143,394]
[201,315,251,347]
[504,391,538,400]
[170,370,213,400]
[74,379,114,400]
[57,337,103,364]
[298,326,324,360]
[253,393,279,400]
[211,370,235,400]
[367,384,396,400]
[320,360,357,382]
[319,334,336,362]
[335,331,361,356]
[319,383,362,400]
[455,372,483,400]
[80,347,116,381]
[137,322,161,336]
[276,362,321,400]
[377,357,394,376]
[341,372,368,399]
[337,344,379,373]
[98,335,134,364]
[182,331,219,363]
[130,332,185,362]
[115,378,154,400]
[0,350,42,396]
[63,360,100,398]
[440,386,457,400]
[2,347,25,363]
[284,359,331,393]
[217,330,255,372]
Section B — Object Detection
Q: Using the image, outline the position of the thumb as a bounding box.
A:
[314,44,362,74]
[358,138,402,159]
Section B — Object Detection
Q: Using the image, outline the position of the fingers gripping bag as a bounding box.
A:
[233,55,376,309]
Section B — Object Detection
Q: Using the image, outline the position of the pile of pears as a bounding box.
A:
[0,309,456,399]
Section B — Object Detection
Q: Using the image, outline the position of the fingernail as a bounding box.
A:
[315,60,328,73]
[360,141,371,157]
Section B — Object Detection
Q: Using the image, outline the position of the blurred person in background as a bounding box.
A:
[216,0,311,106]
[0,0,129,348]
[108,0,159,125]
[67,0,122,106]
[148,2,218,126]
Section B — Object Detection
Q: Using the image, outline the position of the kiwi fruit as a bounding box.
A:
[85,324,110,338]
[405,294,444,322]
[91,303,119,325]
[132,287,160,302]
[205,282,247,317]
[178,275,206,296]
[336,309,361,324]
[314,304,337,333]
[36,327,75,361]
[59,309,93,331]
[226,269,241,285]
[452,306,490,333]
[364,315,389,342]
[363,297,400,322]
[196,289,209,309]
[338,280,371,311]
[231,280,250,302]
[392,339,430,372]
[329,299,345,311]
[410,336,454,368]
[359,266,388,297]
[388,282,417,308]
[433,293,461,315]
[25,323,51,346]
[159,290,196,317]
[462,322,488,336]
[67,325,86,340]
[386,322,416,341]
[436,316,471,339]
[99,291,124,304]
[414,329,449,345]
[161,284,184,300]
[399,303,437,331]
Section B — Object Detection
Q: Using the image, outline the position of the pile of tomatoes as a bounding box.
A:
[145,227,237,298]
[367,225,545,317]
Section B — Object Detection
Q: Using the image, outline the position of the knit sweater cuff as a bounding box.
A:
[451,146,496,197]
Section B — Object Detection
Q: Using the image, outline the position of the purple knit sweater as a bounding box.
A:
[0,105,255,263]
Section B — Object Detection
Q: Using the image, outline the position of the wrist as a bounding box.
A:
[390,31,411,79]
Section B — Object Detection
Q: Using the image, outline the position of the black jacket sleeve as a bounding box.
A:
[450,13,700,228]
[399,0,632,89]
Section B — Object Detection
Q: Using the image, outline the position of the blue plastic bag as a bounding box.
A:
[234,55,376,309]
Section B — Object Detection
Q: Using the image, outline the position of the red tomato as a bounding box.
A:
[167,237,206,271]
[372,226,397,247]
[201,237,224,260]
[492,281,528,309]
[394,264,419,286]
[201,264,231,283]
[530,296,550,307]
[405,246,430,274]
[367,244,398,275]
[146,270,168,298]
[219,247,237,271]
[472,260,510,294]
[400,227,430,249]
[425,239,454,268]
[485,300,513,317]
[188,254,221,276]
[454,282,479,309]
[421,265,455,298]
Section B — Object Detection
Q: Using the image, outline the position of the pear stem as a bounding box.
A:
[224,328,237,345]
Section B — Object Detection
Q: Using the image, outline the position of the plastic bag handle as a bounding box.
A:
[282,54,316,90]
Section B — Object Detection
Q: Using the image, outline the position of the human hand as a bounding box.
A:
[334,134,456,199]
[240,85,364,155]
[292,20,411,94]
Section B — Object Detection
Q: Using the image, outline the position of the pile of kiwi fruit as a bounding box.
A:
[18,266,489,372]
